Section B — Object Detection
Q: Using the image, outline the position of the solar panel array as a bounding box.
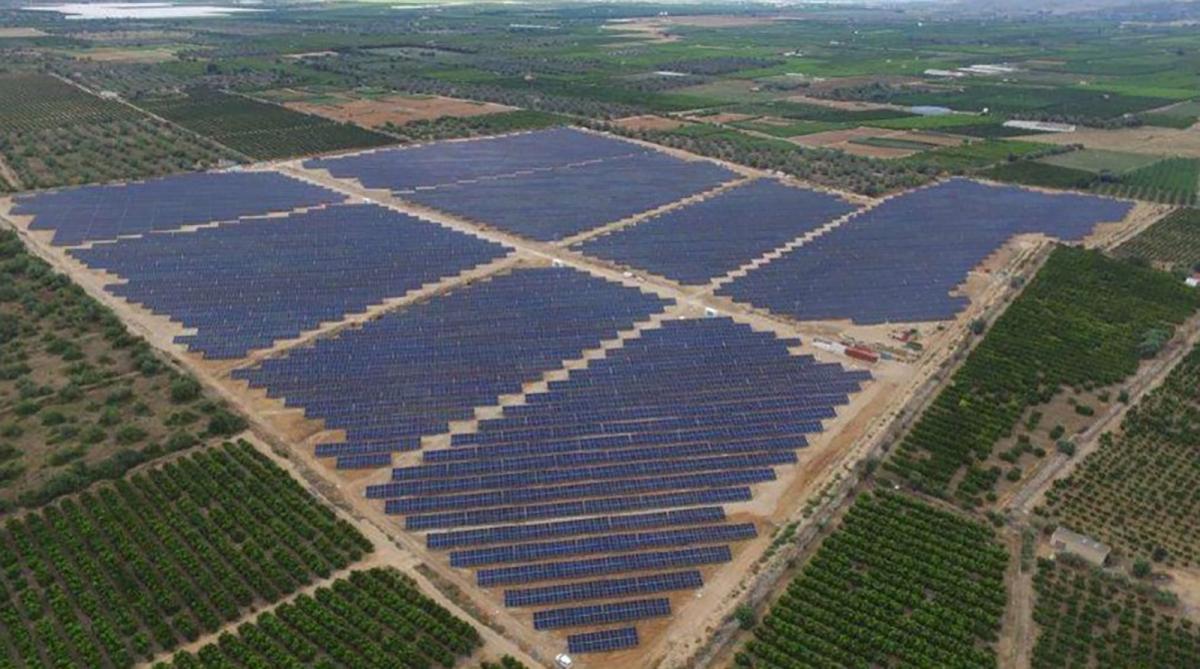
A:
[568,627,639,654]
[304,127,642,191]
[577,179,858,284]
[71,203,511,359]
[365,316,869,651]
[533,598,671,630]
[13,171,343,246]
[234,266,671,460]
[402,152,738,241]
[717,179,1134,323]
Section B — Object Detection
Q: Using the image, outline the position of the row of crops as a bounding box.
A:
[0,229,248,512]
[980,154,1200,206]
[1041,339,1200,567]
[739,491,1008,669]
[139,88,394,161]
[1032,556,1200,668]
[0,441,373,668]
[159,568,480,669]
[0,74,235,189]
[883,246,1199,507]
[1115,207,1200,269]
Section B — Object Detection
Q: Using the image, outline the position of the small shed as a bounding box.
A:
[1050,527,1110,567]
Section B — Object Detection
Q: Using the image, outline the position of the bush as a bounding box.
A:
[734,604,757,630]
[169,377,202,404]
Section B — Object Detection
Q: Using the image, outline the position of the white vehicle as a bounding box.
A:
[555,654,574,669]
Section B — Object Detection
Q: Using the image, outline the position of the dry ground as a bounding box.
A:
[280,90,515,129]
[0,132,1156,668]
[612,115,687,131]
[1017,125,1200,157]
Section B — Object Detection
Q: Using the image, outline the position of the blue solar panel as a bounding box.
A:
[506,570,704,607]
[71,203,511,359]
[235,266,671,450]
[577,179,857,284]
[304,127,642,191]
[427,507,726,550]
[450,523,756,567]
[402,151,738,241]
[717,178,1135,324]
[14,171,343,246]
[477,545,733,587]
[404,487,753,531]
[568,627,639,654]
[533,598,671,630]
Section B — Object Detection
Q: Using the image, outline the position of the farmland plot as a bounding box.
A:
[884,246,1198,507]
[0,73,234,189]
[0,441,372,668]
[1032,556,1200,668]
[162,568,480,669]
[139,88,395,160]
[0,230,246,511]
[1041,341,1200,566]
[742,491,1007,669]
[1115,208,1200,268]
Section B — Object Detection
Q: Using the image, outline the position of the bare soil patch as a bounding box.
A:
[1018,125,1200,157]
[0,28,47,38]
[284,92,515,128]
[612,114,685,131]
[68,46,180,63]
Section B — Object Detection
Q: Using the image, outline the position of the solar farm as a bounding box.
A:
[0,126,1148,666]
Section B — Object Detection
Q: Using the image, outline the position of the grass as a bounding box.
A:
[1038,149,1163,175]
[850,136,940,151]
[979,161,1098,190]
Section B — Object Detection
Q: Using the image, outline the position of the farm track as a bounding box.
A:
[1003,309,1200,516]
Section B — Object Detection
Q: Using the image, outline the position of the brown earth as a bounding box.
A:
[283,92,515,128]
[1016,125,1200,157]
[612,114,686,131]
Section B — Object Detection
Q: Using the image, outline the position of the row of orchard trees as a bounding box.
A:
[160,569,481,669]
[0,441,372,668]
[741,492,1008,669]
[883,246,1199,507]
[160,568,482,669]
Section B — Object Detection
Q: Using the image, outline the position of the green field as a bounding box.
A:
[979,160,1098,190]
[139,88,395,160]
[885,246,1199,506]
[1115,208,1200,268]
[1038,149,1163,175]
[742,491,1007,669]
[0,73,234,188]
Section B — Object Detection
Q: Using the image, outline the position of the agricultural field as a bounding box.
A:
[884,246,1199,507]
[1092,158,1200,206]
[740,491,1008,668]
[1115,208,1200,269]
[0,73,235,189]
[0,229,246,511]
[1040,340,1200,567]
[1032,556,1200,668]
[1037,149,1163,175]
[978,161,1097,190]
[0,440,372,668]
[382,110,569,142]
[162,568,480,669]
[138,88,395,160]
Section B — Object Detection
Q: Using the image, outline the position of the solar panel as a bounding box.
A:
[577,179,857,284]
[426,507,726,550]
[717,179,1134,324]
[15,171,343,246]
[402,152,737,241]
[506,571,704,607]
[476,545,733,587]
[567,627,639,654]
[533,598,671,630]
[235,266,671,449]
[72,203,511,359]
